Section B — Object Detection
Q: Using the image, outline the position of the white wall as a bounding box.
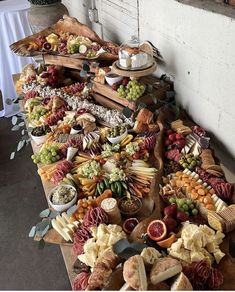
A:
[96,0,138,43]
[62,0,138,42]
[62,0,91,25]
[139,0,235,158]
[62,0,235,157]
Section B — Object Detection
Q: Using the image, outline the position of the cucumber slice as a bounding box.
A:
[79,45,87,54]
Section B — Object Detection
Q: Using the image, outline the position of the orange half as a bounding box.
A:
[157,233,176,248]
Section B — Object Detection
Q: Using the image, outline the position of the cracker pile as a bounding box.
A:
[200,149,224,177]
[171,119,192,135]
[208,204,235,233]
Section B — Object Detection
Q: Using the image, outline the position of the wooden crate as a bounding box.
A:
[92,76,171,110]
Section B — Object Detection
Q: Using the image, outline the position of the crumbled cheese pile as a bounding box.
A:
[22,82,133,127]
[78,224,126,268]
[168,222,225,265]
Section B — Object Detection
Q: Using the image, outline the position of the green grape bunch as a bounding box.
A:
[30,107,48,121]
[117,79,146,101]
[31,146,60,164]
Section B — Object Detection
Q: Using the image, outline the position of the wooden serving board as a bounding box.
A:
[34,226,72,246]
[44,54,115,72]
[44,55,97,73]
[112,60,157,78]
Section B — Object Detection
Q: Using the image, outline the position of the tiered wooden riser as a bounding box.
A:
[43,54,171,111]
[92,77,171,111]
[43,54,113,73]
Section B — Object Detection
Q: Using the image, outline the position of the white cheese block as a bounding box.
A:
[72,221,80,228]
[51,219,70,241]
[131,52,148,68]
[213,249,225,264]
[56,215,67,228]
[61,212,70,224]
[119,57,131,68]
[67,223,76,233]
[63,227,73,241]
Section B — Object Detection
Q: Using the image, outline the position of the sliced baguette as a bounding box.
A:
[123,255,147,291]
[150,257,182,285]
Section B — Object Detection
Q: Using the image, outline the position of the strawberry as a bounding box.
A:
[163,217,178,232]
[164,204,177,217]
[168,133,176,142]
[175,139,186,149]
[176,211,189,222]
[175,133,184,140]
[167,129,174,135]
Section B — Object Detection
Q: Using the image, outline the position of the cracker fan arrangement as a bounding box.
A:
[11,15,235,291]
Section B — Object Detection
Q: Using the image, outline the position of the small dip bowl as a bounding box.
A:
[105,73,123,86]
[107,128,127,144]
[48,184,77,212]
[118,195,142,217]
[70,124,83,135]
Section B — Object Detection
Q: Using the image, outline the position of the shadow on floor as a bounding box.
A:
[0,117,71,290]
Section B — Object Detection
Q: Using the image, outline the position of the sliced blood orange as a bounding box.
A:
[147,220,167,242]
[156,233,176,248]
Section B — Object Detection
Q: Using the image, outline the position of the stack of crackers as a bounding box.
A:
[171,119,192,135]
[208,205,235,233]
[200,149,224,177]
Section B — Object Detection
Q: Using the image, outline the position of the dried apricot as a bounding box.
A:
[191,192,199,200]
[82,202,88,208]
[176,171,182,177]
[198,189,206,196]
[203,196,212,204]
[78,213,84,219]
[78,207,84,213]
[206,204,215,211]
[199,197,204,203]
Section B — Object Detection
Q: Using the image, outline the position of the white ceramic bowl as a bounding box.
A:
[107,128,128,144]
[48,184,77,212]
[105,73,123,86]
[30,133,48,145]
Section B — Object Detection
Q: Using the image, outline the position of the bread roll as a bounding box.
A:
[136,108,153,124]
[140,247,162,266]
[133,121,149,133]
[123,255,147,291]
[87,248,120,290]
[170,272,193,291]
[150,257,182,285]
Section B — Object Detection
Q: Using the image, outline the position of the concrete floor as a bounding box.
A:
[0,118,71,290]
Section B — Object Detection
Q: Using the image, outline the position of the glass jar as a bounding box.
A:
[118,36,153,70]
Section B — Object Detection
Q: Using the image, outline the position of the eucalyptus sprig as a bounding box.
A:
[29,205,78,249]
[10,114,31,160]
